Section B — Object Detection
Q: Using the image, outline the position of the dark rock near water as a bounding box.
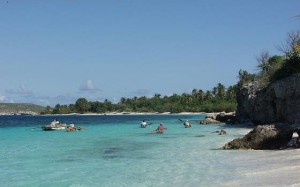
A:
[199,117,221,125]
[200,112,236,125]
[218,129,227,135]
[213,129,227,135]
[223,123,294,150]
[216,113,236,124]
[219,129,227,135]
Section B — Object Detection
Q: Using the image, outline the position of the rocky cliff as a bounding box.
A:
[236,74,300,124]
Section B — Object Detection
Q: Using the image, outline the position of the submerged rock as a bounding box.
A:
[223,123,293,150]
[218,129,227,135]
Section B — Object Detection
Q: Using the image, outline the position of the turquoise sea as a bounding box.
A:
[1,114,300,187]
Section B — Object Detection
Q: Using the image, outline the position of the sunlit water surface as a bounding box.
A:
[1,115,299,187]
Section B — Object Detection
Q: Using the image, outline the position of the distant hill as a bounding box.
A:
[0,103,45,115]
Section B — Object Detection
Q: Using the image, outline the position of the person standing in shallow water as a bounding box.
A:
[141,120,147,128]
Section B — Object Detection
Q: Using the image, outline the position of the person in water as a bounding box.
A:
[156,123,165,134]
[50,119,60,127]
[183,120,191,128]
[66,123,75,132]
[141,120,147,128]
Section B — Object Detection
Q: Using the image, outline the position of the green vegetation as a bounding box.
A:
[271,31,300,82]
[237,30,300,89]
[0,103,45,114]
[42,83,237,114]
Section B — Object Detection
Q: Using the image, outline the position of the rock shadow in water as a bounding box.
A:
[69,139,160,160]
[162,136,178,139]
[57,156,83,163]
[194,135,205,137]
[102,147,124,159]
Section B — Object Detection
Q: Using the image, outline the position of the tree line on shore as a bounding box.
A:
[41,83,237,114]
[41,30,300,115]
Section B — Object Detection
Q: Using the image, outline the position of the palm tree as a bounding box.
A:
[205,90,213,100]
[154,93,161,98]
[198,89,205,104]
[226,85,236,100]
[120,97,126,104]
[216,83,226,99]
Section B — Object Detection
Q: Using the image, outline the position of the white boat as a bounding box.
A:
[42,120,66,131]
[42,125,66,131]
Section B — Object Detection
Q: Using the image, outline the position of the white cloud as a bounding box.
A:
[0,95,14,103]
[79,80,101,92]
[5,85,33,95]
[0,95,6,102]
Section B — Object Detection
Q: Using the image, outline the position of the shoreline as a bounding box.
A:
[0,112,208,116]
[0,112,237,120]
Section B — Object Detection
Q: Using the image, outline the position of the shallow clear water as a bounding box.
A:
[1,115,299,187]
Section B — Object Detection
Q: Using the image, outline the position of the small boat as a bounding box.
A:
[42,120,66,131]
[42,125,66,131]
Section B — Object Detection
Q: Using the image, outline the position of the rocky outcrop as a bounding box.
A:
[224,75,300,149]
[223,123,294,150]
[200,112,236,125]
[199,117,221,124]
[216,112,236,124]
[236,75,300,124]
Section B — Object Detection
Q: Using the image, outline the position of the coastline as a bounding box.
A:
[0,112,207,116]
[80,112,206,116]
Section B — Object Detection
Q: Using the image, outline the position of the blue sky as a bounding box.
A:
[0,0,299,106]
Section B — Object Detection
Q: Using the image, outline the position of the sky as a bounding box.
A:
[0,0,299,106]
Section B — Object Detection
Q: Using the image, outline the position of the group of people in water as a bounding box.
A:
[48,118,188,133]
[141,119,191,134]
[66,122,83,132]
[48,119,82,132]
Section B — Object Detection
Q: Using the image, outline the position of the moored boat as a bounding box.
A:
[42,119,66,131]
[42,125,66,131]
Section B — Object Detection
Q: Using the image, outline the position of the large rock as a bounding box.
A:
[199,117,221,124]
[200,112,236,125]
[216,112,236,124]
[223,123,294,150]
[236,75,300,124]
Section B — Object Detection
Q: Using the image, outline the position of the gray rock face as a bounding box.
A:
[236,75,300,124]
[223,123,293,150]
